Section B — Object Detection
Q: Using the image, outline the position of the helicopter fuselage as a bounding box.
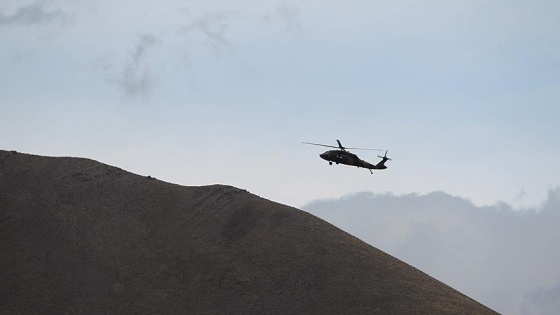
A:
[319,150,387,170]
[303,139,390,173]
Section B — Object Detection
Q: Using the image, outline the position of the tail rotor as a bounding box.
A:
[378,150,392,161]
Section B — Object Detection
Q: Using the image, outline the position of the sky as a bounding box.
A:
[1,0,559,313]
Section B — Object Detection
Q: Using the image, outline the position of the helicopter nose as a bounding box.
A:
[319,153,327,160]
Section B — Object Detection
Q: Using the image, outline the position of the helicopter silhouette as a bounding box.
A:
[303,139,391,174]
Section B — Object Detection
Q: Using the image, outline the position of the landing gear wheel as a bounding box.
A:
[329,162,332,165]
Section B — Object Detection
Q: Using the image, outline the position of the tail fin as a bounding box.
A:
[375,150,391,169]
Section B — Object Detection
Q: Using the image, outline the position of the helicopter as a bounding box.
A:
[302,139,391,174]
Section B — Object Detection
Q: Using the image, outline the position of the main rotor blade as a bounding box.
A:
[344,146,384,151]
[301,142,339,149]
[303,141,384,151]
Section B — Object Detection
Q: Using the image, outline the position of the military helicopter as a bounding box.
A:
[302,139,391,174]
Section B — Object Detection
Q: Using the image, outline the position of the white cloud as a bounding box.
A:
[303,189,560,315]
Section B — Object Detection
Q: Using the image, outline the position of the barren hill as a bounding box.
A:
[0,150,497,314]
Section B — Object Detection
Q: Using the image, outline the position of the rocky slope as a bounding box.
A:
[0,150,497,314]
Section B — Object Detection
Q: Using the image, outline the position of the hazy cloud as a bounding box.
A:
[262,3,302,33]
[178,9,235,54]
[516,187,528,201]
[118,34,161,99]
[523,283,560,315]
[303,189,560,315]
[0,1,67,27]
[275,3,302,32]
[95,34,161,99]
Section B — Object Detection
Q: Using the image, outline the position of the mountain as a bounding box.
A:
[0,150,497,314]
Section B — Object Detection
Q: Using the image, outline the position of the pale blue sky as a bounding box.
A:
[2,0,559,208]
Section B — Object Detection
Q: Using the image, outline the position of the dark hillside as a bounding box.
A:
[0,150,498,314]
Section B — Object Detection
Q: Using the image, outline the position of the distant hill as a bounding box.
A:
[0,150,497,314]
